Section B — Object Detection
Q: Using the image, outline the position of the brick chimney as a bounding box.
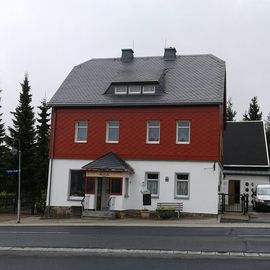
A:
[164,47,177,61]
[121,49,134,62]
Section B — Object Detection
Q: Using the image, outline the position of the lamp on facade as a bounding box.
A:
[11,139,21,224]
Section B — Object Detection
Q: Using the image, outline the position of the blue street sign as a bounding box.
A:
[6,169,19,174]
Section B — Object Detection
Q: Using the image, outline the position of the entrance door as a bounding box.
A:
[229,180,240,204]
[96,177,103,210]
[95,177,110,211]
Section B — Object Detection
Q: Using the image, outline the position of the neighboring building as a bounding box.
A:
[47,48,226,215]
[222,121,270,205]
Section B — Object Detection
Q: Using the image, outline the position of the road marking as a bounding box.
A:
[238,234,270,237]
[0,247,269,258]
[0,231,69,234]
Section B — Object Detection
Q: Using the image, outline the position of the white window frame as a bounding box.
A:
[74,121,88,143]
[176,120,190,144]
[128,85,141,95]
[106,121,119,143]
[115,86,127,95]
[142,85,155,94]
[146,172,159,197]
[147,121,160,144]
[175,173,190,199]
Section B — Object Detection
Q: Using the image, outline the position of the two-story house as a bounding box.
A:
[47,48,226,216]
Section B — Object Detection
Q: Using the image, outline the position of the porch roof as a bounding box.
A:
[82,152,134,174]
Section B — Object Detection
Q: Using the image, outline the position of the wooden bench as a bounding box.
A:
[157,202,183,219]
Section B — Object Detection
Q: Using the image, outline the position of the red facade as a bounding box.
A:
[50,106,223,162]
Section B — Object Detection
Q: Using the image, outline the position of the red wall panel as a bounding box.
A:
[50,106,221,161]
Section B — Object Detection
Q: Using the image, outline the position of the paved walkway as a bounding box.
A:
[1,213,270,227]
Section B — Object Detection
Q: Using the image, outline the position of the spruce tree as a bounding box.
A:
[35,99,50,212]
[243,96,263,120]
[7,74,36,212]
[0,90,7,188]
[265,112,270,155]
[226,97,237,121]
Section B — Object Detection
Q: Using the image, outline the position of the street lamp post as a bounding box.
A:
[11,139,21,224]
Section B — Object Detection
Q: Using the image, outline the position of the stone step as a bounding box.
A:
[82,210,116,219]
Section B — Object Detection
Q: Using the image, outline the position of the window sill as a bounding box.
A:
[174,196,190,200]
[146,142,160,144]
[151,195,159,199]
[74,141,87,144]
[68,196,84,201]
[106,141,119,144]
[176,142,190,145]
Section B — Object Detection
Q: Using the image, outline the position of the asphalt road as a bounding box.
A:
[1,226,270,253]
[0,254,269,270]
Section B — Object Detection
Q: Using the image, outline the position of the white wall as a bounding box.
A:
[47,159,221,214]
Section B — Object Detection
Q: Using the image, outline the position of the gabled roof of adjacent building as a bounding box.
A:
[82,152,134,173]
[223,121,270,167]
[48,48,226,107]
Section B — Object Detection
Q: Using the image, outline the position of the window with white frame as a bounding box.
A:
[115,86,127,95]
[106,121,119,143]
[177,120,190,144]
[69,170,84,197]
[175,173,189,198]
[128,85,141,95]
[143,85,155,94]
[146,172,159,197]
[75,121,88,143]
[147,121,160,143]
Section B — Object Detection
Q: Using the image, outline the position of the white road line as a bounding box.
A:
[0,231,69,234]
[0,247,269,258]
[238,234,270,237]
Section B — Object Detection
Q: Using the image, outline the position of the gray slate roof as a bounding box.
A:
[48,54,226,107]
[223,121,269,166]
[82,152,134,173]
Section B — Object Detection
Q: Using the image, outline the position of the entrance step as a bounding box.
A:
[220,213,249,223]
[82,210,116,219]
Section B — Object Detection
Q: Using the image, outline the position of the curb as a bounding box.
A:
[0,247,270,258]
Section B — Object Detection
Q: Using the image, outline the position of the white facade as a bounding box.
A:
[47,159,221,214]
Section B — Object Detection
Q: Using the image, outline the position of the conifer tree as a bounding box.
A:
[226,97,237,121]
[265,112,270,155]
[0,90,7,187]
[7,74,36,212]
[35,99,50,210]
[243,96,262,120]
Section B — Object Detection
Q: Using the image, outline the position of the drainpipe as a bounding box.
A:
[47,108,57,217]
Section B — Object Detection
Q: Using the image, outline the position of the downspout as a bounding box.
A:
[47,108,57,217]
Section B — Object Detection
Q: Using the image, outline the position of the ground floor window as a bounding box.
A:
[109,178,122,195]
[175,173,189,198]
[69,170,84,197]
[85,177,95,194]
[146,172,159,197]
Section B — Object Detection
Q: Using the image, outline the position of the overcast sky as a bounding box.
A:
[1,0,270,128]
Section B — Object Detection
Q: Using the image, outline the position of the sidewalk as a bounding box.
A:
[1,213,270,227]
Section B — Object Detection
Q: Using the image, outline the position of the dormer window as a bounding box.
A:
[143,85,155,94]
[113,84,157,95]
[128,85,141,95]
[115,86,127,95]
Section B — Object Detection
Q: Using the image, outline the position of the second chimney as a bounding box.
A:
[164,47,177,61]
[121,49,134,62]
